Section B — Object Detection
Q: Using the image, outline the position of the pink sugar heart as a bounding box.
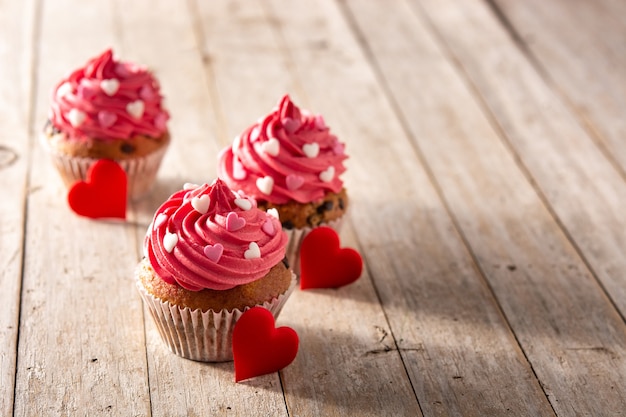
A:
[203,243,224,263]
[154,112,168,130]
[286,174,305,191]
[226,212,246,232]
[98,111,117,128]
[115,63,131,77]
[262,218,276,236]
[315,115,326,130]
[282,117,301,133]
[139,85,156,101]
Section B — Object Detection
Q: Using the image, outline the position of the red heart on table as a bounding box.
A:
[67,159,127,219]
[232,307,299,382]
[300,226,363,290]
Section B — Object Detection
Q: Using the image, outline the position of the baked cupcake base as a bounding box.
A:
[136,261,297,362]
[40,127,170,200]
[258,189,348,274]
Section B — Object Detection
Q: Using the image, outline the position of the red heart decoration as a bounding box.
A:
[300,226,363,290]
[232,307,299,382]
[67,159,127,219]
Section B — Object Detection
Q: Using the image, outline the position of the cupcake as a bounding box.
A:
[42,48,170,199]
[136,179,295,362]
[217,95,348,272]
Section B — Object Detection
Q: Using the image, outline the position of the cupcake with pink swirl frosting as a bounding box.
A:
[135,179,295,362]
[42,48,170,198]
[218,94,348,271]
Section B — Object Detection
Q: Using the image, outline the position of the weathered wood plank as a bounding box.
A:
[115,0,291,415]
[420,0,626,319]
[263,0,557,415]
[493,0,626,175]
[0,0,36,416]
[13,1,150,416]
[342,0,626,414]
[193,0,423,415]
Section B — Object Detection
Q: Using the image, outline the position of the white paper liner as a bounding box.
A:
[40,134,168,200]
[284,217,344,275]
[137,272,297,362]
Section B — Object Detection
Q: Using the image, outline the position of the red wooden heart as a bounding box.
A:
[232,307,299,382]
[67,159,127,219]
[300,226,363,290]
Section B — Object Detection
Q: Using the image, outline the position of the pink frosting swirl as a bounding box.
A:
[49,48,169,141]
[218,95,347,204]
[144,179,288,291]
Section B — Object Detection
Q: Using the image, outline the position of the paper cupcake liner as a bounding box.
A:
[137,272,297,362]
[284,217,344,275]
[40,135,168,200]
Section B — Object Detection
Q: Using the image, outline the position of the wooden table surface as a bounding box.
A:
[2,0,625,416]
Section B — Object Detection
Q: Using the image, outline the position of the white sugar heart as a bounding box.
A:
[261,138,280,157]
[203,243,224,263]
[234,198,252,211]
[256,176,274,195]
[126,100,145,119]
[244,242,261,259]
[250,126,261,142]
[153,213,168,230]
[183,182,199,190]
[267,208,279,219]
[191,195,210,214]
[56,82,73,98]
[233,156,247,180]
[302,142,320,158]
[319,166,335,183]
[100,79,120,96]
[163,232,178,253]
[67,109,86,127]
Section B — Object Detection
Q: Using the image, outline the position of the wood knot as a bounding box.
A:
[0,144,18,169]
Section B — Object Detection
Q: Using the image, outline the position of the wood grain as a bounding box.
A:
[266,0,556,415]
[417,0,626,319]
[13,1,150,416]
[113,0,292,415]
[342,0,626,415]
[493,0,626,175]
[191,1,421,415]
[3,0,625,415]
[0,0,36,416]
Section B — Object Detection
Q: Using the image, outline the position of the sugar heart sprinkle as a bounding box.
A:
[203,243,224,263]
[319,166,335,183]
[261,138,280,156]
[256,176,274,195]
[153,213,168,230]
[163,232,178,253]
[191,195,210,214]
[67,109,86,127]
[226,212,246,232]
[126,100,145,119]
[244,242,261,259]
[234,198,252,211]
[100,79,120,96]
[302,142,320,158]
